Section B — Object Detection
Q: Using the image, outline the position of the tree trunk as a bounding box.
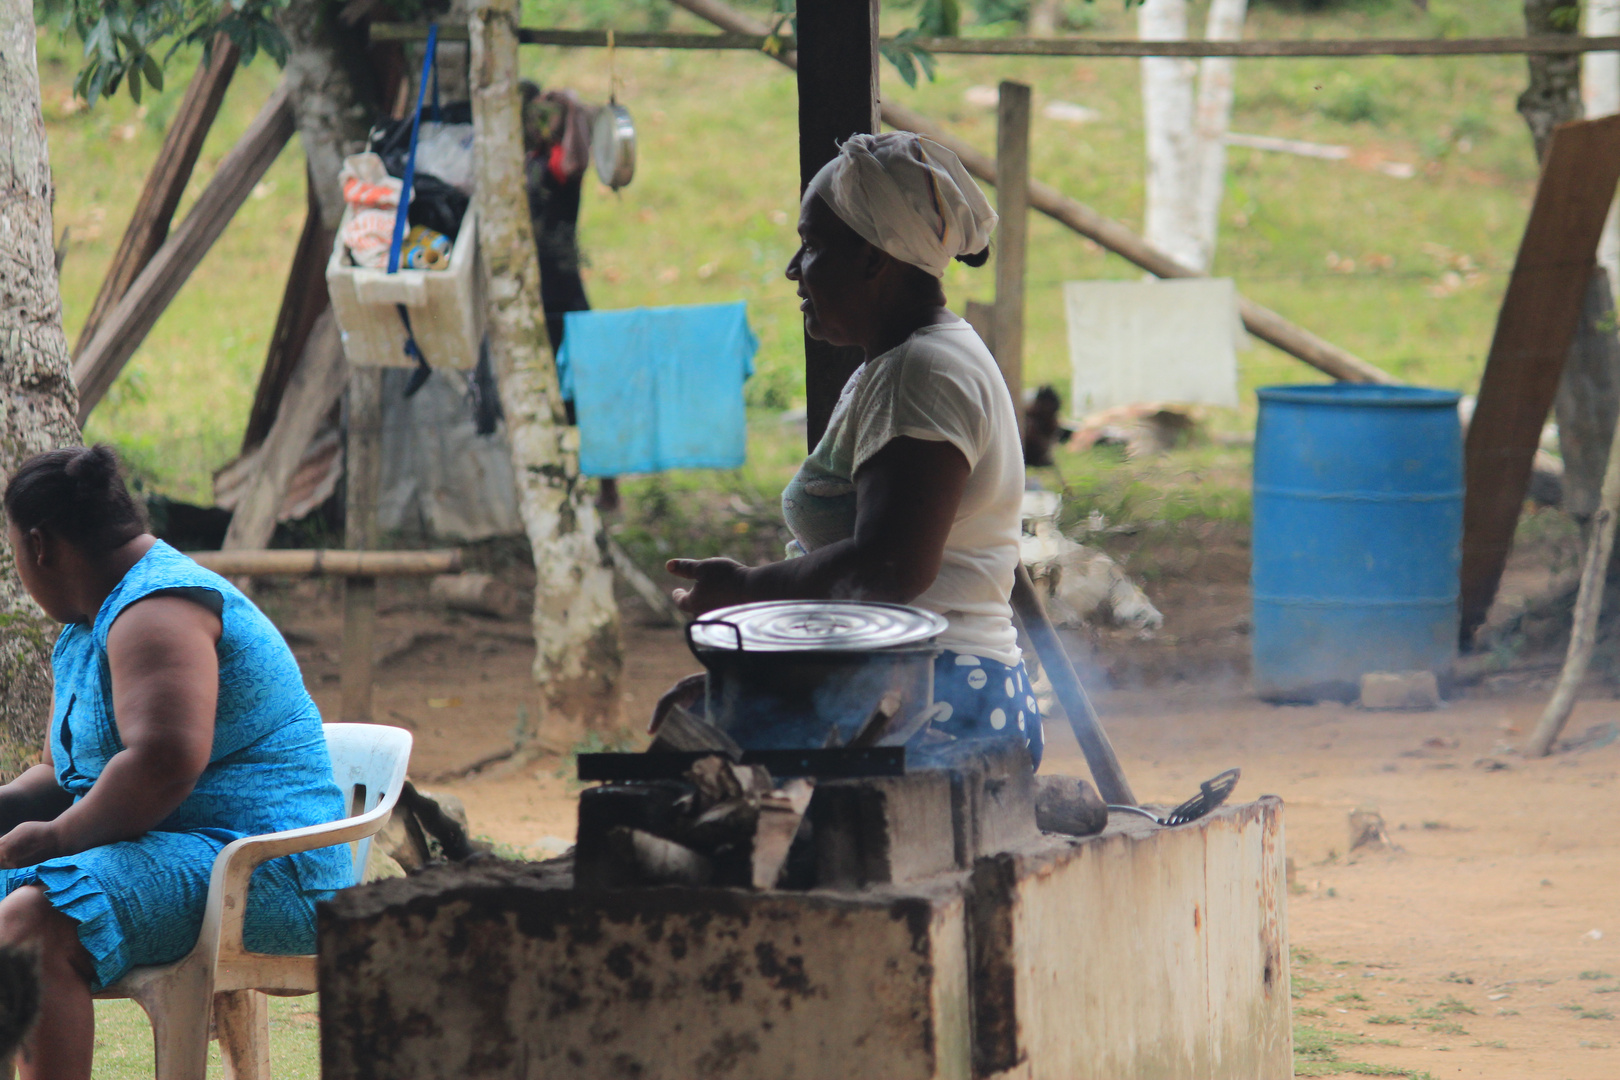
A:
[471,0,623,736]
[1190,0,1246,272]
[1138,0,1202,271]
[276,0,379,229]
[1553,271,1620,523]
[0,0,80,778]
[1519,0,1583,163]
[1587,0,1620,293]
[1519,0,1619,530]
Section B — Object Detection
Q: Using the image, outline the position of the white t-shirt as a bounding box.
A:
[780,319,1025,666]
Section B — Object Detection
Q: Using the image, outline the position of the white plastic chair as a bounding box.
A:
[94,723,413,1080]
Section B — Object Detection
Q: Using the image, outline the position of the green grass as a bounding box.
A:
[44,0,1545,505]
[92,997,318,1079]
[1294,1024,1430,1079]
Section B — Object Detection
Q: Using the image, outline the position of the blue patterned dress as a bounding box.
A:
[0,541,352,989]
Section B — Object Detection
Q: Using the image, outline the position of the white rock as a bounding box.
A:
[1359,671,1441,711]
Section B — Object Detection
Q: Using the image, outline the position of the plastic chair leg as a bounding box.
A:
[128,961,214,1080]
[215,990,271,1080]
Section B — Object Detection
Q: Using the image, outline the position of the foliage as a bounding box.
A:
[35,0,290,105]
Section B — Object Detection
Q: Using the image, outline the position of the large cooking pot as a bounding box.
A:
[685,601,947,750]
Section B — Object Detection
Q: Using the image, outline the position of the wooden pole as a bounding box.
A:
[795,0,880,450]
[74,35,240,355]
[219,311,348,552]
[668,0,1396,387]
[72,84,296,421]
[242,166,336,454]
[1459,114,1620,642]
[994,82,1030,433]
[373,23,1620,59]
[1527,414,1620,756]
[341,367,383,724]
[192,549,461,576]
[1010,565,1136,805]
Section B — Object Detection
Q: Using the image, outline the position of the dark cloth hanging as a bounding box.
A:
[520,82,592,357]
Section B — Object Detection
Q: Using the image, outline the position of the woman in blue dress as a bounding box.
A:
[0,446,351,1080]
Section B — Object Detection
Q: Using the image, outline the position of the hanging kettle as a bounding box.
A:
[592,101,636,191]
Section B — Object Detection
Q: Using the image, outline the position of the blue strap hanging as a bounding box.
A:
[388,22,440,397]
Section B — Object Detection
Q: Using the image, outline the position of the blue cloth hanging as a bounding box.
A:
[558,301,757,476]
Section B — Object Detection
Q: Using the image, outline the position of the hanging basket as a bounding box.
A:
[325,205,484,370]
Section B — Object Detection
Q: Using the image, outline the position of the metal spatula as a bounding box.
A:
[1108,768,1241,827]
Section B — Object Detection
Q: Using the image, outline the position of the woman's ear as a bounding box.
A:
[25,528,54,570]
[859,241,895,282]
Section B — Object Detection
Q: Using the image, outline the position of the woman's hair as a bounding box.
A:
[3,445,148,553]
[955,246,991,268]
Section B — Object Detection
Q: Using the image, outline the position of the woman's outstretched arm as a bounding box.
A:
[669,436,971,614]
[0,596,219,869]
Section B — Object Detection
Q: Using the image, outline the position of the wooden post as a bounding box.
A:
[796,0,880,450]
[994,81,1030,434]
[341,367,383,724]
[242,167,337,454]
[74,35,240,356]
[72,84,296,422]
[1459,114,1620,642]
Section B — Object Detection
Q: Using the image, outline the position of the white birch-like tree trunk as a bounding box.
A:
[1587,0,1620,290]
[471,0,623,735]
[1190,0,1247,272]
[0,0,80,778]
[1138,0,1201,270]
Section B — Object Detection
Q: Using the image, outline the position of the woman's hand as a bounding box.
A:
[0,820,61,870]
[666,558,752,615]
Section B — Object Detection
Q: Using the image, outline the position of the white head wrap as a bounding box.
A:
[806,132,998,278]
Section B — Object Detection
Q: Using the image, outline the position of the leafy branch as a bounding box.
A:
[36,0,293,105]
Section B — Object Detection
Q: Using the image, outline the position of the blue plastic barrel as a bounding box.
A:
[1251,384,1462,702]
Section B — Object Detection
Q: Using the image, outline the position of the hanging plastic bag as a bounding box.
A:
[342,208,397,269]
[339,152,404,210]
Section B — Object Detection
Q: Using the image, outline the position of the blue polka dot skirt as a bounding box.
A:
[931,651,1044,770]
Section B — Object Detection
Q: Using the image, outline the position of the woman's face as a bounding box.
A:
[6,522,75,623]
[785,193,874,348]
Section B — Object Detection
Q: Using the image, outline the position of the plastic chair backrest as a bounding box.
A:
[323,723,413,880]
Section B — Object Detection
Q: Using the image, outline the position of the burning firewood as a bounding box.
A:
[605,827,715,886]
[576,754,815,891]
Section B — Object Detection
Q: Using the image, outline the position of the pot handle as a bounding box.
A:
[685,616,744,655]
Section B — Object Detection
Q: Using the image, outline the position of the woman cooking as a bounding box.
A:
[0,446,352,1079]
[668,132,1042,767]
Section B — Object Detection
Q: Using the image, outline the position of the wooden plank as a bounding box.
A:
[375,22,1620,58]
[74,36,240,355]
[1459,114,1620,643]
[242,167,336,454]
[669,0,1396,388]
[191,549,461,577]
[994,81,1031,435]
[220,310,348,552]
[796,0,879,450]
[72,83,296,422]
[342,367,384,725]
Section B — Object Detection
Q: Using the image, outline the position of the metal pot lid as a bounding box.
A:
[592,102,635,190]
[689,601,948,653]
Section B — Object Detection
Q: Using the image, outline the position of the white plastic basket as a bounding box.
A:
[326,206,484,370]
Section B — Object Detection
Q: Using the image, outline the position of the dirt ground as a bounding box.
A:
[259,547,1620,1079]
